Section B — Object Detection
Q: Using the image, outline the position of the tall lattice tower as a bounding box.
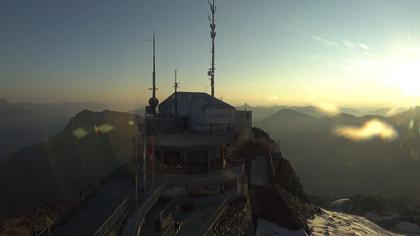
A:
[208,0,216,97]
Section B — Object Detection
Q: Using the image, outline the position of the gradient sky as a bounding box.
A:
[2,0,420,109]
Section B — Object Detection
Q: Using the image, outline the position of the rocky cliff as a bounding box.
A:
[216,127,318,235]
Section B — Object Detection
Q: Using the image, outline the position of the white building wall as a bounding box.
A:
[204,108,235,124]
[159,92,238,134]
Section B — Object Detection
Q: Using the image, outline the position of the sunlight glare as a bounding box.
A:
[96,123,115,134]
[72,128,88,139]
[317,103,339,115]
[388,46,420,98]
[335,119,398,141]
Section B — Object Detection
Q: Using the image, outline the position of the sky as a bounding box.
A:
[2,0,420,110]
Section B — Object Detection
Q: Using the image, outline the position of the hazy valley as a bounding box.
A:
[1,101,420,235]
[255,106,420,201]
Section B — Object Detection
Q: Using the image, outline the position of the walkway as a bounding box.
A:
[54,175,134,236]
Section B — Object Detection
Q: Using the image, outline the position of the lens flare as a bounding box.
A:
[317,103,339,115]
[409,119,414,130]
[96,123,115,134]
[335,119,398,141]
[72,128,88,139]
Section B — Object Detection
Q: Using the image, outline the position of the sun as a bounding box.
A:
[389,46,420,97]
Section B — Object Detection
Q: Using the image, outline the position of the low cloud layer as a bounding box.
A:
[335,119,398,141]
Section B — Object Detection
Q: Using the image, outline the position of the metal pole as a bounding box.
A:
[143,132,147,191]
[151,136,155,186]
[152,32,156,99]
[134,135,138,207]
[174,69,178,117]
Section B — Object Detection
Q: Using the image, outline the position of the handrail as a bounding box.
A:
[93,197,132,236]
[161,220,181,236]
[132,178,168,236]
[196,196,230,236]
[157,200,177,220]
[35,227,49,236]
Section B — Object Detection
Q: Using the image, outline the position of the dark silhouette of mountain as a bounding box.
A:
[236,104,287,121]
[236,104,366,122]
[131,107,145,116]
[289,106,331,118]
[389,106,420,125]
[292,106,366,118]
[255,109,323,141]
[0,110,142,218]
[366,107,407,117]
[256,108,420,201]
[0,101,107,161]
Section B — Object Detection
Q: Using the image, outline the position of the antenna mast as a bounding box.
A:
[147,32,159,115]
[173,69,179,117]
[208,0,216,97]
[174,69,179,93]
[152,32,157,98]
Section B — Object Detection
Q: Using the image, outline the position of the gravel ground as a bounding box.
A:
[209,197,252,236]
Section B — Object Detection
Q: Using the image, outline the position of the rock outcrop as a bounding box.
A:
[237,127,318,234]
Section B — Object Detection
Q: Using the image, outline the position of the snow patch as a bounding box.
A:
[309,209,402,236]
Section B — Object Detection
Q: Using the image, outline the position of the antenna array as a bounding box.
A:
[208,0,216,97]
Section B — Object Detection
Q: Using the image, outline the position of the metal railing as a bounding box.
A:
[35,227,50,236]
[93,197,132,236]
[161,220,182,236]
[196,196,230,236]
[132,178,168,236]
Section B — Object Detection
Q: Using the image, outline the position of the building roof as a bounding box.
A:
[159,92,235,110]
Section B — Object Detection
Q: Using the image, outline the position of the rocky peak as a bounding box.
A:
[235,127,318,234]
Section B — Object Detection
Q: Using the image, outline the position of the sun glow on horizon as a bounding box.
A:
[389,48,420,97]
[317,103,340,115]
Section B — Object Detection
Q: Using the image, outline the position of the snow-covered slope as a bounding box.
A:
[309,209,402,236]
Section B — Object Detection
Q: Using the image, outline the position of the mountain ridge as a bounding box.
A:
[256,107,420,201]
[0,109,142,218]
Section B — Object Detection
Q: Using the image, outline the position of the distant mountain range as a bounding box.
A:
[0,109,142,218]
[1,100,419,218]
[0,100,108,161]
[255,107,420,201]
[0,100,405,163]
[236,103,407,121]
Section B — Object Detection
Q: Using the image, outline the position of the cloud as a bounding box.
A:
[340,40,372,52]
[311,35,337,46]
[266,95,279,101]
[335,119,398,141]
[358,43,370,51]
[310,34,373,54]
[341,40,357,49]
